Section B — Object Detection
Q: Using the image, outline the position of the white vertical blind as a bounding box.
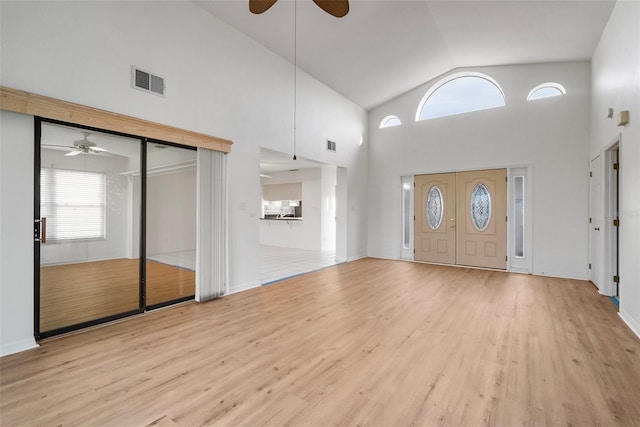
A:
[40,168,106,241]
[196,148,227,301]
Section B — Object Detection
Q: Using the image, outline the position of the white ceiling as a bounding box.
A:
[196,0,615,111]
[260,147,324,174]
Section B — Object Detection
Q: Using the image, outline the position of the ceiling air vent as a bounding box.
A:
[132,66,165,96]
[326,139,337,152]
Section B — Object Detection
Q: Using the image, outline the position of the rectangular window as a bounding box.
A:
[514,176,525,258]
[40,168,106,241]
[402,181,411,249]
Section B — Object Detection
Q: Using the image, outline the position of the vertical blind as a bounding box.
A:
[40,168,106,241]
[196,148,227,301]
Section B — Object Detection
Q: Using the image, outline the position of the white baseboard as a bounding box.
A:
[619,310,640,340]
[347,254,367,262]
[1,338,39,357]
[226,280,261,296]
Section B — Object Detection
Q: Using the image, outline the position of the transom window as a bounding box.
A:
[380,115,402,128]
[416,72,505,121]
[527,82,566,100]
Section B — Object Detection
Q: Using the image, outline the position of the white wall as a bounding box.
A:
[591,1,640,337]
[0,1,368,354]
[0,111,38,355]
[146,168,197,256]
[368,61,591,280]
[321,164,337,251]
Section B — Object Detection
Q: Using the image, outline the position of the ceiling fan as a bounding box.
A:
[250,0,349,18]
[43,131,109,157]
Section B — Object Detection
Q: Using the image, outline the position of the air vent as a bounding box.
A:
[132,66,165,96]
[326,139,337,152]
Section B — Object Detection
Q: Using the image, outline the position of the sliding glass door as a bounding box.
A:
[36,119,197,338]
[38,121,143,336]
[145,141,196,308]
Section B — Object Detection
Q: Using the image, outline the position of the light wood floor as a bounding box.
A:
[40,258,195,332]
[3,258,639,426]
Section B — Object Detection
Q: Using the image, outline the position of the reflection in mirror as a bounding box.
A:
[145,142,197,307]
[39,122,142,333]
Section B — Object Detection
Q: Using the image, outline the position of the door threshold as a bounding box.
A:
[407,258,507,273]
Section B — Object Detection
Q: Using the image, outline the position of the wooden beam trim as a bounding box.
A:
[0,86,232,153]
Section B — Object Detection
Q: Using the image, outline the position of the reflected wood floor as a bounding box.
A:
[40,258,194,332]
[3,258,640,426]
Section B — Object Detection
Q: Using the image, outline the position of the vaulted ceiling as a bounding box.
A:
[196,0,615,111]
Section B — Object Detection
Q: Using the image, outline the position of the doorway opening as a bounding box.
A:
[259,148,345,284]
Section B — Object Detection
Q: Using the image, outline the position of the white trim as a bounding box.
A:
[0,338,39,357]
[400,175,414,260]
[379,115,402,128]
[601,135,621,297]
[226,281,261,296]
[415,71,506,122]
[509,167,532,274]
[527,82,566,100]
[619,310,640,340]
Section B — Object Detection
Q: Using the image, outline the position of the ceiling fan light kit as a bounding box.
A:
[48,131,111,156]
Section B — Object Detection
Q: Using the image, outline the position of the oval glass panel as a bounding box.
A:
[470,183,491,231]
[426,186,444,230]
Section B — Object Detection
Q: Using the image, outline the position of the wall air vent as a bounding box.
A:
[326,139,337,152]
[132,66,165,96]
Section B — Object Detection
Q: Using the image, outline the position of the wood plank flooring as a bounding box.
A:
[40,258,194,332]
[3,258,639,426]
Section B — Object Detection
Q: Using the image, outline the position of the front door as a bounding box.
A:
[414,169,507,269]
[414,173,456,264]
[456,169,507,269]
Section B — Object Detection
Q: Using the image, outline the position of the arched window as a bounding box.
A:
[527,82,566,100]
[380,115,402,128]
[416,72,505,121]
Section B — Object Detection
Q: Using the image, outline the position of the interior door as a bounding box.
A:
[455,169,507,269]
[414,173,456,264]
[590,156,601,288]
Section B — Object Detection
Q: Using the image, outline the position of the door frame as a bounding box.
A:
[589,155,602,289]
[600,135,621,297]
[34,117,197,339]
[404,164,532,273]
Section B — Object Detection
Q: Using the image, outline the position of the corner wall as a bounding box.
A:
[591,1,640,337]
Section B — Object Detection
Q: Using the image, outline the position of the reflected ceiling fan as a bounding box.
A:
[43,131,109,156]
[250,0,349,17]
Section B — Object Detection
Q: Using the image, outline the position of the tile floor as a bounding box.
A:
[260,245,337,285]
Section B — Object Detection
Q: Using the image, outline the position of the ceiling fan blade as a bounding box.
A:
[250,0,278,14]
[91,147,108,152]
[65,150,82,157]
[313,0,349,17]
[42,144,75,151]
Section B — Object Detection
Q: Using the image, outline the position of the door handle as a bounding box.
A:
[450,218,455,228]
[594,227,600,231]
